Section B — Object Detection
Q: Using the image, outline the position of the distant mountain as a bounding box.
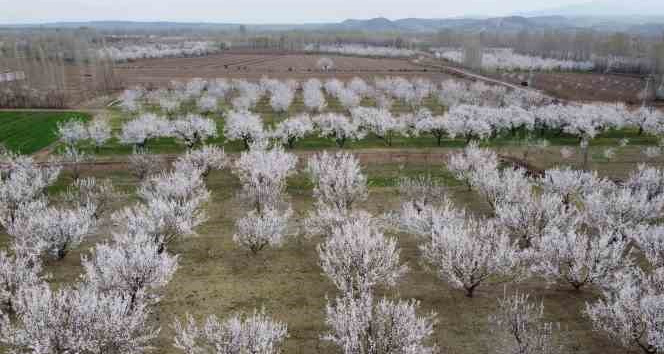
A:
[326,15,664,35]
[334,17,400,31]
[326,16,576,33]
[4,14,664,36]
[323,16,534,33]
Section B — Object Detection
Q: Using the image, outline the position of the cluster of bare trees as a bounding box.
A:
[0,30,117,108]
[434,29,664,74]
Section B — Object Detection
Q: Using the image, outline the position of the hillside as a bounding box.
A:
[4,14,664,35]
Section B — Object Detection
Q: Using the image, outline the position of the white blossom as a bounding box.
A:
[173,145,226,178]
[128,148,165,181]
[444,105,495,142]
[304,206,374,239]
[420,216,525,297]
[307,151,367,212]
[397,175,446,212]
[223,110,264,149]
[0,284,159,354]
[348,77,370,97]
[414,112,447,146]
[540,167,614,205]
[171,114,218,148]
[0,251,45,311]
[272,114,314,148]
[233,207,292,254]
[303,78,327,112]
[197,94,219,113]
[318,216,408,293]
[351,107,403,146]
[207,78,231,99]
[159,96,181,115]
[184,78,207,98]
[627,164,664,201]
[269,83,295,113]
[82,233,178,305]
[233,144,297,212]
[119,88,143,112]
[324,79,344,96]
[0,154,60,227]
[56,118,89,146]
[312,113,364,148]
[643,146,662,160]
[631,225,664,268]
[59,146,92,181]
[470,166,534,212]
[582,187,664,238]
[87,116,112,149]
[436,48,593,71]
[447,141,498,190]
[119,113,172,147]
[532,227,630,290]
[7,204,96,260]
[495,192,580,248]
[116,168,210,251]
[311,44,418,58]
[138,168,209,209]
[489,290,563,354]
[585,268,664,353]
[643,108,664,136]
[559,147,574,159]
[337,88,361,110]
[397,198,466,239]
[102,41,218,62]
[112,199,206,253]
[173,310,288,354]
[323,290,437,354]
[63,176,124,219]
[316,57,334,71]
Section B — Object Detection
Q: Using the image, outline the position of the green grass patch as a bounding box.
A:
[0,111,90,154]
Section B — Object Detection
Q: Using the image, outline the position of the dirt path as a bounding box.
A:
[412,60,543,93]
[0,108,106,114]
[35,148,458,172]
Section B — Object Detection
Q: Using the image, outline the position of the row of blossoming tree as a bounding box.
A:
[0,141,301,353]
[3,132,664,352]
[112,77,663,152]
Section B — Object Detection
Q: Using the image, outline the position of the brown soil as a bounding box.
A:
[112,53,453,88]
[494,71,647,103]
[415,57,651,103]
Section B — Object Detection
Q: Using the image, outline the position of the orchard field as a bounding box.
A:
[3,146,657,354]
[1,73,664,354]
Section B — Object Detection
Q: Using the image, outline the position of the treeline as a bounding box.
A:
[434,29,664,75]
[0,29,117,108]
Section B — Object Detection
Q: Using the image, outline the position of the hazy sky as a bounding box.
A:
[0,0,656,24]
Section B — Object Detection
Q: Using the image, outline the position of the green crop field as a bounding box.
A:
[0,111,90,154]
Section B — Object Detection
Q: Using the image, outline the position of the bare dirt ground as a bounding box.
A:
[10,52,654,108]
[496,71,647,103]
[57,52,654,106]
[112,52,453,88]
[415,57,652,103]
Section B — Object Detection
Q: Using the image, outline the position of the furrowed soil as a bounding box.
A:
[112,52,454,88]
